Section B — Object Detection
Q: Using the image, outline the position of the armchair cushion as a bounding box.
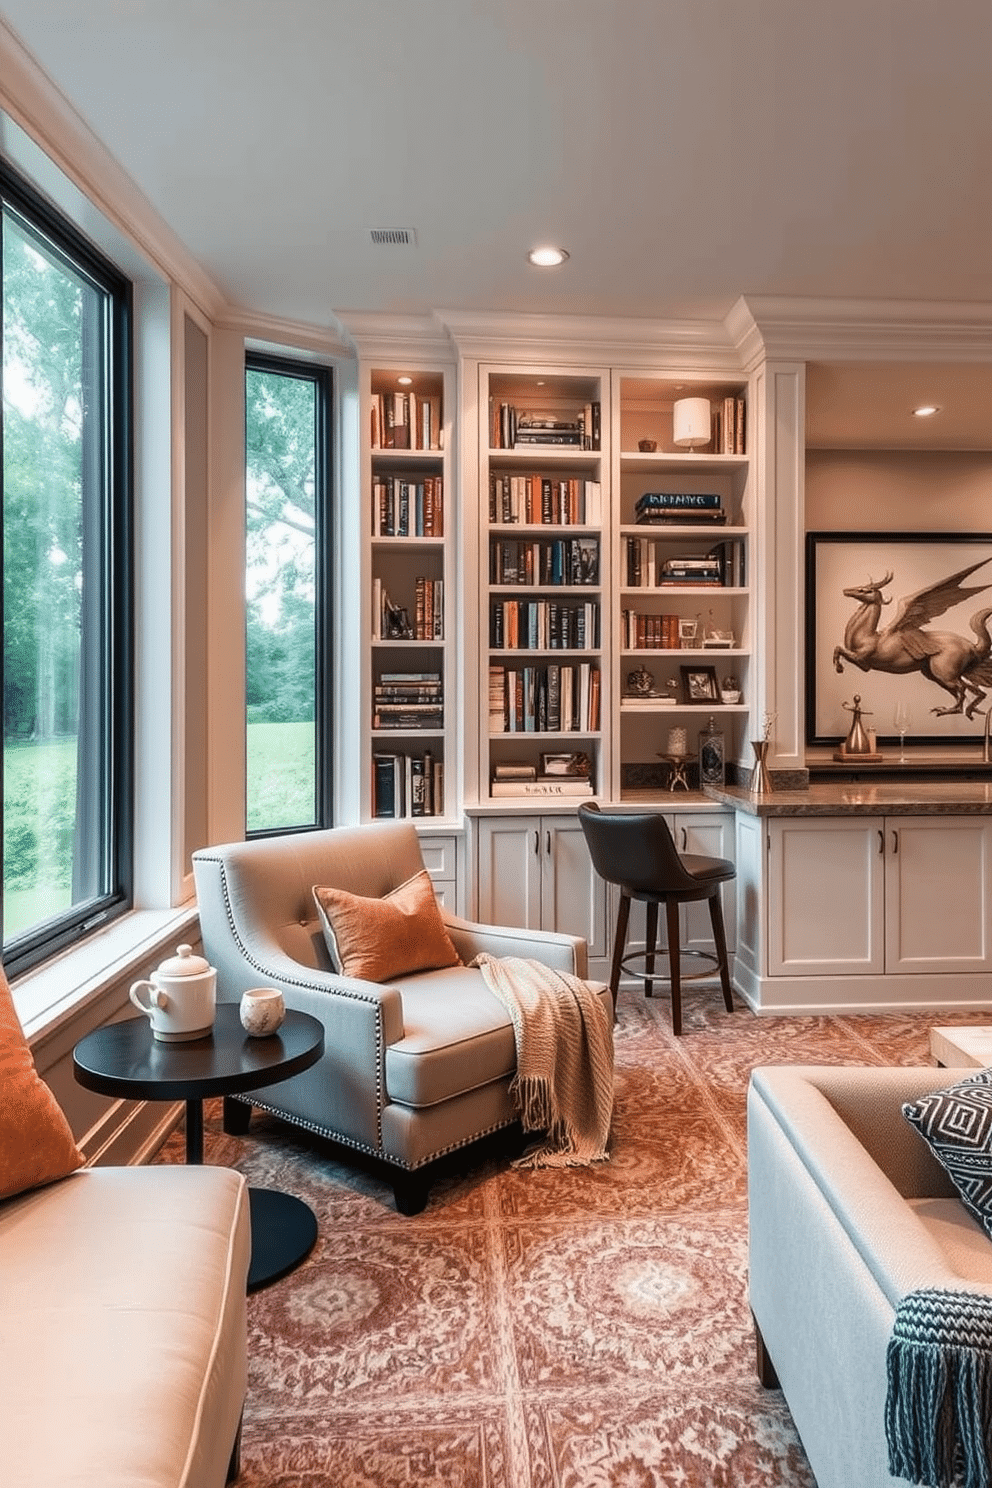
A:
[902,1067,992,1240]
[313,867,461,982]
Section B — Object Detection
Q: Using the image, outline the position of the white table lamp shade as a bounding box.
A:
[673,396,711,450]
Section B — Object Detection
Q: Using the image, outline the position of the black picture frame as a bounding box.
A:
[680,664,719,704]
[805,532,992,746]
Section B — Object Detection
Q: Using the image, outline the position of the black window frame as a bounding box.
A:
[0,159,133,977]
[244,351,333,838]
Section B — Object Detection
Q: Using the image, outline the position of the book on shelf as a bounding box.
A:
[493,762,537,781]
[490,778,594,798]
[622,696,678,707]
[716,395,747,455]
[622,609,682,648]
[490,535,600,587]
[635,491,722,513]
[488,473,602,526]
[487,662,600,733]
[636,510,726,526]
[488,399,601,451]
[708,539,746,587]
[373,475,443,537]
[371,391,443,452]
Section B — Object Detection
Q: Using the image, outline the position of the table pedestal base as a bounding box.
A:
[247,1187,318,1292]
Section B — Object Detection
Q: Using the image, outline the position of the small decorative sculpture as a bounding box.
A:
[842,694,872,755]
[626,665,655,697]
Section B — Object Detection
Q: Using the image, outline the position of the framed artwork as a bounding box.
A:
[806,532,992,746]
[680,664,719,704]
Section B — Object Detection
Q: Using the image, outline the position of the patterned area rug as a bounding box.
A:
[155,986,983,1487]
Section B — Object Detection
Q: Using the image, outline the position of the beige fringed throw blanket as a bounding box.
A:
[471,953,614,1167]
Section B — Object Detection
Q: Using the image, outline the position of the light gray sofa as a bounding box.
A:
[193,822,610,1213]
[748,1064,992,1488]
[1,1163,249,1488]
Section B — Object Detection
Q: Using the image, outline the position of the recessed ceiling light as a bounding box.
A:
[912,404,940,417]
[397,375,412,386]
[527,246,569,268]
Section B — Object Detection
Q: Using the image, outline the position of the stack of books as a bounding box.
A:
[658,555,723,586]
[373,672,443,731]
[635,492,726,525]
[489,759,594,798]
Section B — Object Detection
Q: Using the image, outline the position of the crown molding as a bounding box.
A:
[332,311,456,364]
[730,293,992,367]
[225,306,352,361]
[434,308,742,371]
[0,19,225,321]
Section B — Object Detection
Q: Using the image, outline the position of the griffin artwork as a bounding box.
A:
[832,557,992,718]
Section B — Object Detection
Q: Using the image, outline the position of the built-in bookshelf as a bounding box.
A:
[612,374,752,792]
[365,365,453,820]
[481,367,608,802]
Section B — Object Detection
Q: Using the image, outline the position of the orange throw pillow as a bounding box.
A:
[0,969,83,1201]
[313,869,462,982]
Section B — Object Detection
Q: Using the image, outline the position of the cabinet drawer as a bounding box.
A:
[418,833,458,885]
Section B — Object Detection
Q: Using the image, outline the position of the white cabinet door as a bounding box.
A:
[884,816,992,973]
[767,817,885,977]
[674,811,737,956]
[475,816,543,930]
[475,814,609,976]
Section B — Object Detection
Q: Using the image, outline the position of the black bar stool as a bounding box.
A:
[578,801,736,1035]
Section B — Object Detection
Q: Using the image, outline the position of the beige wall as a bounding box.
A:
[806,449,992,533]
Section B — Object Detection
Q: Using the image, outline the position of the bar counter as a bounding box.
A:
[704,777,992,817]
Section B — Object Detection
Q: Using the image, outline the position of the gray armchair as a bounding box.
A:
[193,822,609,1212]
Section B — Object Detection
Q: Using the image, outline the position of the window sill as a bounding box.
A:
[13,904,200,1046]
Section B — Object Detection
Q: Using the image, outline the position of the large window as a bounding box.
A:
[1,167,131,974]
[245,354,332,834]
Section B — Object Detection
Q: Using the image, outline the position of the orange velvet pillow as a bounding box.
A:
[0,969,83,1201]
[313,869,462,982]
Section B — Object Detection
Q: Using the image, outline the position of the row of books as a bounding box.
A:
[490,536,600,587]
[625,537,746,588]
[373,671,443,731]
[373,476,443,537]
[372,580,443,641]
[621,610,686,649]
[488,663,601,734]
[488,474,603,527]
[491,599,599,651]
[371,391,442,451]
[372,751,444,818]
[489,400,601,451]
[715,396,747,455]
[635,491,727,526]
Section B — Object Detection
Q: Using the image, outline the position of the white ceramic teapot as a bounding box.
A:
[129,944,217,1042]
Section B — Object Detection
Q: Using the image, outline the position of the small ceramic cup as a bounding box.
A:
[239,987,286,1037]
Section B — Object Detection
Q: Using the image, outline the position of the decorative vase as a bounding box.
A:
[750,739,773,794]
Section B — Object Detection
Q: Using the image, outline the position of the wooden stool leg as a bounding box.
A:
[644,901,658,997]
[665,897,682,1035]
[609,893,631,1015]
[708,891,735,1013]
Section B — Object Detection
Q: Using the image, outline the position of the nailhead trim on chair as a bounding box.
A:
[196,851,389,1153]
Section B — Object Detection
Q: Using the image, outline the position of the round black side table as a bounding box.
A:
[73,1004,324,1291]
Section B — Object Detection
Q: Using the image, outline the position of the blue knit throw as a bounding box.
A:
[886,1288,992,1488]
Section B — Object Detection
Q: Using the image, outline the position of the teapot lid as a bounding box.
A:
[157,943,212,978]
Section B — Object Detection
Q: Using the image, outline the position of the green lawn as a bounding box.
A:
[1,723,316,942]
[246,720,316,833]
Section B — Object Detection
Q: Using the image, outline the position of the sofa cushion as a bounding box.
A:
[0,968,83,1200]
[0,1164,249,1488]
[903,1068,992,1240]
[313,868,461,982]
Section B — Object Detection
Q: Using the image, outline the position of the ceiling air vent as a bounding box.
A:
[369,228,417,247]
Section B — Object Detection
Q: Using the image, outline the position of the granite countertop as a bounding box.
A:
[704,779,992,817]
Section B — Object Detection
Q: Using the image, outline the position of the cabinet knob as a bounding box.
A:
[681,827,687,851]
[534,830,540,855]
[546,830,551,855]
[878,829,884,855]
[892,830,899,854]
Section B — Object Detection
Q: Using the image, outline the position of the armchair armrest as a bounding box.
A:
[441,912,588,979]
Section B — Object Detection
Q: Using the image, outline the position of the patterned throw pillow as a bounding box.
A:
[313,869,462,983]
[903,1069,992,1237]
[0,969,84,1201]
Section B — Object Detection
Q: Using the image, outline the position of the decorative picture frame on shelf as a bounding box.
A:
[540,751,591,778]
[806,532,992,746]
[680,665,719,704]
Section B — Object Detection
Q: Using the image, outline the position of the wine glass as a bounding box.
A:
[893,701,911,763]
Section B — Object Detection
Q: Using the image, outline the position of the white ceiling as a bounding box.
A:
[1,1,991,448]
[2,0,991,330]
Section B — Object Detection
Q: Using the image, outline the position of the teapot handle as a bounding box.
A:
[129,980,165,1018]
